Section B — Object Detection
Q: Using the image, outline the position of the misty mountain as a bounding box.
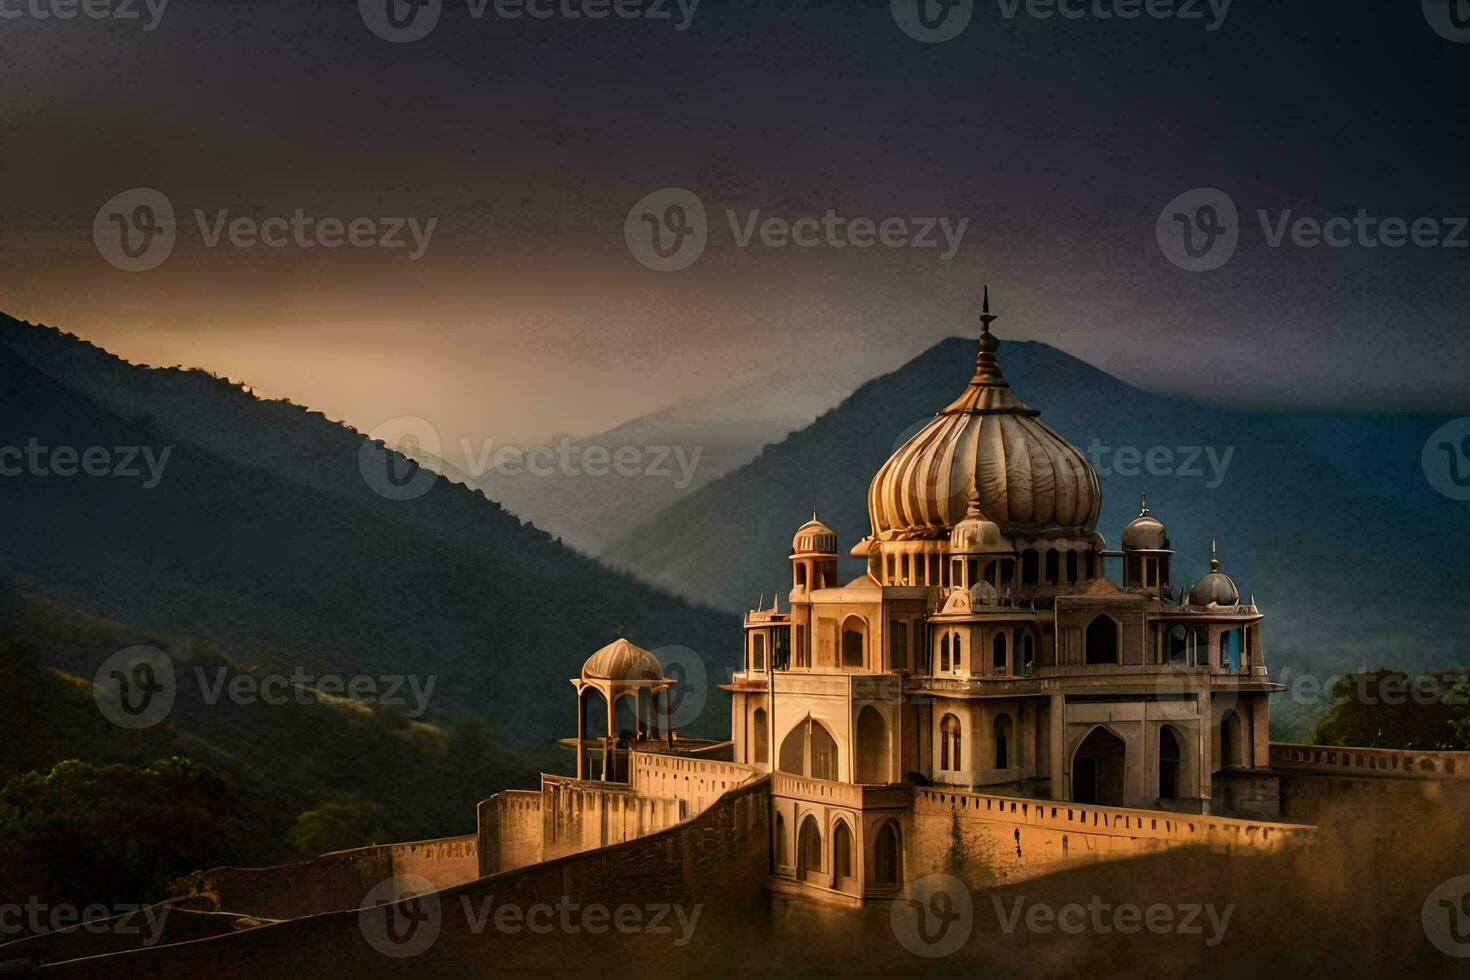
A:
[603,337,1468,682]
[0,314,738,743]
[476,365,858,555]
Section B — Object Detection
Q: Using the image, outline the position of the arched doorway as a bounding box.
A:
[1085,614,1120,665]
[855,706,889,784]
[1159,726,1181,799]
[778,717,839,781]
[752,707,768,765]
[993,714,1013,770]
[872,821,902,885]
[832,821,854,885]
[1219,709,1247,769]
[797,815,823,882]
[1072,726,1127,805]
[841,616,866,668]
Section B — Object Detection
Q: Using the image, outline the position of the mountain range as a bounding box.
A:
[0,314,738,745]
[602,337,1469,686]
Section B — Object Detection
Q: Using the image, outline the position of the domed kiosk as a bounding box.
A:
[570,638,674,781]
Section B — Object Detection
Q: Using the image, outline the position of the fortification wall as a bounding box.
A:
[65,778,773,977]
[540,774,685,862]
[1270,741,1469,780]
[476,789,543,876]
[167,834,478,921]
[630,750,759,817]
[910,788,1310,889]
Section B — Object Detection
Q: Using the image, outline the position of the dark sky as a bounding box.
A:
[3,0,1467,442]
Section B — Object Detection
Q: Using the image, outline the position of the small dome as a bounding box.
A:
[1122,495,1170,551]
[1188,544,1240,607]
[948,498,1014,555]
[792,518,838,555]
[969,580,999,606]
[581,638,664,683]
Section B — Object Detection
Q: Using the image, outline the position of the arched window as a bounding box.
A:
[1085,614,1120,665]
[778,717,839,780]
[833,821,853,882]
[940,714,962,771]
[841,616,866,669]
[1159,726,1181,799]
[952,632,963,673]
[1022,549,1039,585]
[795,564,807,588]
[1220,709,1247,770]
[1020,632,1035,675]
[751,632,766,672]
[872,821,901,885]
[939,633,950,673]
[1045,549,1060,585]
[1167,624,1189,664]
[855,706,889,784]
[992,633,1007,673]
[1066,550,1079,583]
[994,713,1013,770]
[797,815,823,881]
[752,708,768,764]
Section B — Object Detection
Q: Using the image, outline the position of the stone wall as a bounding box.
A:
[540,774,685,862]
[910,787,1310,889]
[167,834,478,921]
[476,789,542,876]
[63,778,773,977]
[630,750,759,816]
[1270,741,1469,780]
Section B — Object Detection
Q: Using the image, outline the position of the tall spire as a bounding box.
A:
[1209,539,1220,571]
[1139,492,1150,516]
[972,284,1004,385]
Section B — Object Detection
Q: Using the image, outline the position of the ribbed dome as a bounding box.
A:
[791,518,838,555]
[1188,544,1240,607]
[949,497,1014,555]
[581,638,664,683]
[1122,495,1170,551]
[867,298,1100,540]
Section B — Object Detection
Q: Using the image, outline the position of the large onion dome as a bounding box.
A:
[866,289,1100,540]
[1188,542,1240,607]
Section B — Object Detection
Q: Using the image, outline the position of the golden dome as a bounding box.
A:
[791,518,838,555]
[580,638,664,683]
[867,292,1100,540]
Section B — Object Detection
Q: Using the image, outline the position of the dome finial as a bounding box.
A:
[973,285,1002,383]
[1139,492,1149,516]
[980,284,997,333]
[1210,539,1220,572]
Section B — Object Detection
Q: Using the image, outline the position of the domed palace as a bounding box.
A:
[725,289,1275,812]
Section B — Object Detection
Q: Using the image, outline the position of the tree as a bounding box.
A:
[1309,669,1470,750]
[285,800,387,857]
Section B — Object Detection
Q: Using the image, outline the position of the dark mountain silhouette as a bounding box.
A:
[0,314,738,743]
[604,337,1468,684]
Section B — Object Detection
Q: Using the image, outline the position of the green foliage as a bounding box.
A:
[286,800,388,856]
[0,758,229,908]
[1308,669,1470,751]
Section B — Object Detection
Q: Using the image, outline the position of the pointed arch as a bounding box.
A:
[778,715,839,781]
[832,819,854,884]
[871,820,902,885]
[855,706,889,784]
[797,814,823,881]
[1085,613,1120,665]
[841,615,867,668]
[1071,724,1126,805]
